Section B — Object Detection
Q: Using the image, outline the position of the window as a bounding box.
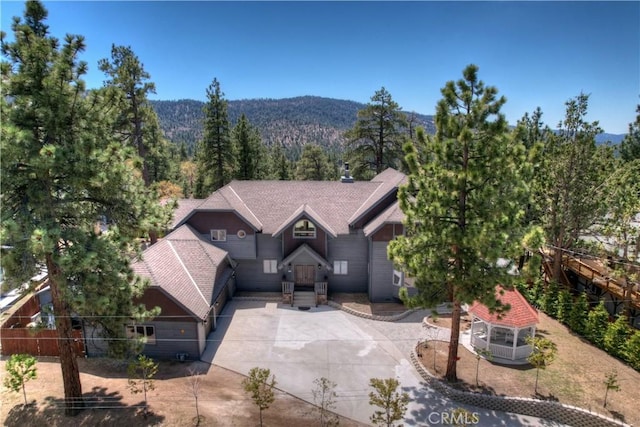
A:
[293,220,316,238]
[126,325,156,345]
[334,260,348,275]
[263,259,278,274]
[210,229,227,241]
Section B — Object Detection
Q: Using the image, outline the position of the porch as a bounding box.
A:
[281,281,328,308]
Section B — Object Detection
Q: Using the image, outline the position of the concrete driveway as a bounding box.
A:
[202,300,564,426]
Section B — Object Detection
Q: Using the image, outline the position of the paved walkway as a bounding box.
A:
[202,300,566,426]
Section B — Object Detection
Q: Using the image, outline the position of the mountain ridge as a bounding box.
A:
[149,96,625,155]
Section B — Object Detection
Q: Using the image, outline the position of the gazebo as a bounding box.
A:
[468,286,539,363]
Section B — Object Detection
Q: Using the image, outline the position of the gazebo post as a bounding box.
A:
[511,326,519,360]
[486,324,492,350]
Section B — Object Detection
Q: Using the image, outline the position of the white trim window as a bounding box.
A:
[263,259,278,274]
[293,220,316,238]
[333,260,348,275]
[210,229,227,241]
[126,325,156,345]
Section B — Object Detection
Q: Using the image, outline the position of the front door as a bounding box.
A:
[294,265,315,287]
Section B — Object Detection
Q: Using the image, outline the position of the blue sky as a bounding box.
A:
[1,1,638,134]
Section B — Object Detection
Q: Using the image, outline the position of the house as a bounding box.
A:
[129,166,413,360]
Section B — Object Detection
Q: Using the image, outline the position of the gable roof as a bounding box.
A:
[272,204,338,238]
[468,286,539,328]
[348,168,406,226]
[279,243,332,270]
[363,200,404,237]
[180,168,406,236]
[131,224,230,320]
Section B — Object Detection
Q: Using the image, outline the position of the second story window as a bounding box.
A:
[210,229,227,242]
[293,219,316,239]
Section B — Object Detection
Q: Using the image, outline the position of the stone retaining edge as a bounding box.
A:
[409,348,629,427]
[327,300,418,322]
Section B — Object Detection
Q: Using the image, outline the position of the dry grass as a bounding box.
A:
[420,312,640,426]
[0,358,366,427]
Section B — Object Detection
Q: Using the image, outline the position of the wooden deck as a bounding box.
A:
[542,249,640,312]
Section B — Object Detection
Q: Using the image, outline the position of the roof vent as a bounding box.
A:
[341,162,354,183]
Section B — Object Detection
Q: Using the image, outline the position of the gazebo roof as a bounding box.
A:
[468,286,539,328]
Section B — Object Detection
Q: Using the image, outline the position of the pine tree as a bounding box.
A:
[586,300,610,348]
[568,292,589,335]
[388,65,531,382]
[619,104,640,162]
[1,0,161,414]
[195,78,233,195]
[555,289,572,324]
[99,44,163,186]
[603,314,632,358]
[345,87,408,179]
[623,330,640,370]
[540,281,559,317]
[233,113,265,180]
[270,143,292,180]
[535,94,613,281]
[295,144,331,180]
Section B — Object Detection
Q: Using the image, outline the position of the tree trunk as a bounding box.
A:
[445,299,462,382]
[46,254,83,415]
[552,247,563,285]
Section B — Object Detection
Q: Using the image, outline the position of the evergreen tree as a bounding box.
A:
[295,144,332,180]
[535,94,613,281]
[540,281,559,316]
[555,288,572,323]
[270,143,292,180]
[623,330,640,370]
[345,87,408,179]
[388,65,531,381]
[603,314,632,358]
[195,78,233,195]
[586,300,610,348]
[0,1,161,414]
[619,104,640,162]
[99,44,167,186]
[233,113,265,180]
[568,292,589,335]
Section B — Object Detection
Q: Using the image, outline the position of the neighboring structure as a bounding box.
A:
[468,286,539,363]
[128,166,414,360]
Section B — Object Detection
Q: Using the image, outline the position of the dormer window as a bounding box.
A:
[293,219,316,239]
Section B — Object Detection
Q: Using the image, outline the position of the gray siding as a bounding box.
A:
[204,234,257,260]
[327,232,368,293]
[235,234,283,292]
[369,241,396,302]
[141,320,200,361]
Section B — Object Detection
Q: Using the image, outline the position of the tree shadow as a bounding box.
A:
[533,391,559,402]
[401,383,534,426]
[77,357,200,380]
[608,409,626,423]
[3,386,165,427]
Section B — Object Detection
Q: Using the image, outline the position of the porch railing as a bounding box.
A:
[314,281,328,305]
[282,281,294,306]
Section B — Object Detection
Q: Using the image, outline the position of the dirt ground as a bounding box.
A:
[0,357,367,427]
[420,312,640,427]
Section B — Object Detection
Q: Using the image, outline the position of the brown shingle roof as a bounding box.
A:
[363,200,404,237]
[132,225,229,320]
[468,286,539,328]
[189,168,406,236]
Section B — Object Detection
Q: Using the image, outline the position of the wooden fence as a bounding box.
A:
[1,328,84,357]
